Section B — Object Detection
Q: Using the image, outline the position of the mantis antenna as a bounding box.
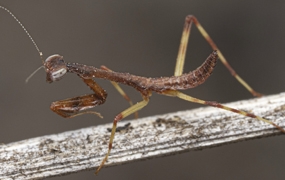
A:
[0,6,44,82]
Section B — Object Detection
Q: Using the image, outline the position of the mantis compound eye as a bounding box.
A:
[44,54,67,83]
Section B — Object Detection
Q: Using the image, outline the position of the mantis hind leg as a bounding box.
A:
[161,90,285,133]
[174,15,262,97]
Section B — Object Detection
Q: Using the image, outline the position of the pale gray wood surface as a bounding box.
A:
[1,92,285,179]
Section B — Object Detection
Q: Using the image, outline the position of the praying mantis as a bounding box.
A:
[1,5,284,175]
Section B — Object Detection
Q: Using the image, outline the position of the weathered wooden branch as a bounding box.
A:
[1,92,285,179]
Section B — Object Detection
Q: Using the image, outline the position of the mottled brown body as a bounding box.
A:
[66,51,217,96]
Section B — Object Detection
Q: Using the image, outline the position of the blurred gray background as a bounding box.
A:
[1,1,285,179]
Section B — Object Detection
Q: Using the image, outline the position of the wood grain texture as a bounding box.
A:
[1,92,285,179]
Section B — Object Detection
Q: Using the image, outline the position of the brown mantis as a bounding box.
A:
[1,6,284,175]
